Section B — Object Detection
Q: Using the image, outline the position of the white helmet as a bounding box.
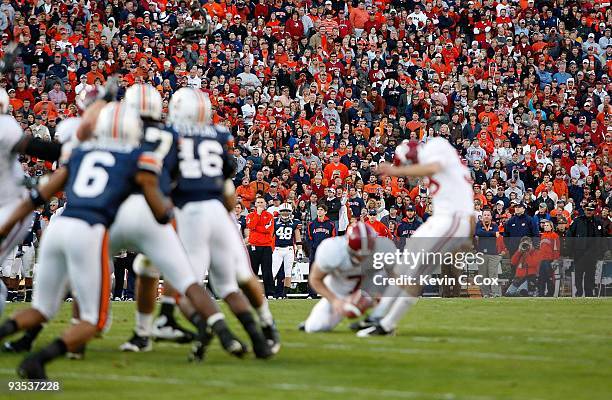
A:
[168,87,211,125]
[279,203,293,213]
[94,102,143,146]
[124,83,163,120]
[0,88,9,114]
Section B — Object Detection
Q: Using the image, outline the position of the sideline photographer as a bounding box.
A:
[505,237,541,297]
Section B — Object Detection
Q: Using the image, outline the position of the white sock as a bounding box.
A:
[257,300,274,327]
[370,286,404,319]
[380,297,417,332]
[136,312,153,337]
[370,297,396,319]
[207,312,225,327]
[160,295,176,304]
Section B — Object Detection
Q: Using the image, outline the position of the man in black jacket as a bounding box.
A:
[323,187,341,233]
[567,203,607,297]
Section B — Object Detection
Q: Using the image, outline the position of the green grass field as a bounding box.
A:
[0,298,611,400]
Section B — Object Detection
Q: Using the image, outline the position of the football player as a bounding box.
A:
[0,86,76,318]
[356,138,475,337]
[113,84,245,357]
[0,85,109,355]
[168,88,275,358]
[300,222,396,333]
[272,203,302,298]
[0,103,174,379]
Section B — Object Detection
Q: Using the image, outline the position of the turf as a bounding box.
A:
[0,298,610,400]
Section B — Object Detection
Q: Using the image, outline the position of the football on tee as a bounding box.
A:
[393,140,419,166]
[343,290,374,319]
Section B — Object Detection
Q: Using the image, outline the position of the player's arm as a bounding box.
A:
[222,179,236,212]
[294,226,302,253]
[376,162,442,178]
[0,167,68,239]
[135,171,174,224]
[308,263,345,313]
[11,136,62,162]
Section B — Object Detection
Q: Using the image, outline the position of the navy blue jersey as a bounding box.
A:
[274,217,300,247]
[307,217,336,251]
[171,123,233,208]
[21,211,41,245]
[396,219,422,238]
[62,141,160,227]
[140,121,180,196]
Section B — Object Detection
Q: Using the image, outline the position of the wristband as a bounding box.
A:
[157,207,175,225]
[29,188,46,207]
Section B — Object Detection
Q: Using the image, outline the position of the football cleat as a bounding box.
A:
[297,322,306,331]
[2,337,32,353]
[251,334,273,359]
[119,332,152,352]
[189,325,214,363]
[218,333,248,358]
[261,323,281,354]
[356,323,395,337]
[349,316,379,332]
[152,315,195,343]
[17,355,47,380]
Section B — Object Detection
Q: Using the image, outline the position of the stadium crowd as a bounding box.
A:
[1,0,611,298]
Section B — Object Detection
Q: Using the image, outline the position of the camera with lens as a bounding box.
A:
[519,239,532,252]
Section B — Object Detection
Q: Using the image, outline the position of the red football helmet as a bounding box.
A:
[393,140,420,166]
[346,222,376,261]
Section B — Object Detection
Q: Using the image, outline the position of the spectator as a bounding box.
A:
[475,209,504,297]
[246,197,275,298]
[322,187,341,231]
[504,203,538,257]
[306,204,335,298]
[567,203,607,297]
[537,220,561,297]
[505,237,541,297]
[365,209,390,238]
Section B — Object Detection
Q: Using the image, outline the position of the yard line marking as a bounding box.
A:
[283,342,592,364]
[0,368,542,400]
[431,325,612,340]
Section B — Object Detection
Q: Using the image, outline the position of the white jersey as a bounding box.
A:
[314,236,397,279]
[0,115,25,206]
[55,117,82,164]
[418,137,474,216]
[55,117,81,145]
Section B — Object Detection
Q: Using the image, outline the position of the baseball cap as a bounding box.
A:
[368,209,377,216]
[539,203,547,208]
[406,205,415,211]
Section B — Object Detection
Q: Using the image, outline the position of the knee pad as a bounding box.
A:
[133,254,161,279]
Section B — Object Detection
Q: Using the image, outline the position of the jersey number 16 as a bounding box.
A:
[179,138,223,179]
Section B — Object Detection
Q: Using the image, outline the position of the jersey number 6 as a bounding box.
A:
[72,151,115,198]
